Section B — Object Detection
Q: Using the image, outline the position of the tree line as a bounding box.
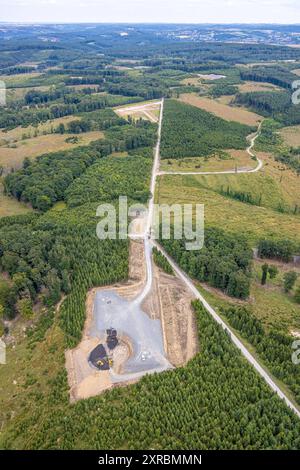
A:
[160,227,253,299]
[0,206,128,346]
[221,304,300,405]
[234,90,300,126]
[257,238,298,262]
[240,66,298,90]
[2,301,300,449]
[0,93,143,129]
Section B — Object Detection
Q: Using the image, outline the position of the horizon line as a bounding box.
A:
[1,21,300,26]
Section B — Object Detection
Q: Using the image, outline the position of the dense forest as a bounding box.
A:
[159,227,253,299]
[235,90,291,115]
[1,23,300,450]
[221,305,300,405]
[240,66,298,90]
[0,207,128,345]
[257,238,298,262]
[160,99,252,159]
[4,121,156,211]
[2,301,300,450]
[65,155,152,208]
[234,90,300,125]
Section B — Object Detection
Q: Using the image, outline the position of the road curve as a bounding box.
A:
[157,121,263,176]
[128,100,300,419]
[147,104,300,419]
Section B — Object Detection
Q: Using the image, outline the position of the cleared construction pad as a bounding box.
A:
[66,240,197,402]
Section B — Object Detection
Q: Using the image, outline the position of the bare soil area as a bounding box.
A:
[143,263,198,367]
[115,101,160,123]
[65,238,198,401]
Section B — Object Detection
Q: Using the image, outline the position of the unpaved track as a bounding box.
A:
[115,101,160,123]
[133,99,164,304]
[150,104,300,419]
[152,241,300,418]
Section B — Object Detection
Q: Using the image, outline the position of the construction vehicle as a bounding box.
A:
[106,328,118,350]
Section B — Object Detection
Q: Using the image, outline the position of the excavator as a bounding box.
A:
[96,357,113,369]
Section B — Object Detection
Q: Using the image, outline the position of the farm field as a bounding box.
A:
[0,72,66,88]
[159,148,256,172]
[180,75,211,87]
[0,130,103,171]
[0,72,43,87]
[0,115,83,143]
[279,125,300,146]
[179,93,263,125]
[238,81,281,93]
[168,152,300,213]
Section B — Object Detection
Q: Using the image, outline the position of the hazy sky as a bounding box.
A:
[0,0,299,24]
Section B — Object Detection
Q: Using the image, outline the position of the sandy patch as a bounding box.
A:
[115,102,160,123]
[291,330,300,338]
[142,264,198,367]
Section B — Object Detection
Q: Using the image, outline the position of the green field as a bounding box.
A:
[0,180,32,218]
[156,174,300,245]
[173,154,300,214]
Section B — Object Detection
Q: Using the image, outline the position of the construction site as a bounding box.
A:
[65,235,198,402]
[65,99,198,402]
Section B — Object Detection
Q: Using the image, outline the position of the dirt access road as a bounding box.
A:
[150,100,300,419]
[115,101,161,123]
[157,121,263,176]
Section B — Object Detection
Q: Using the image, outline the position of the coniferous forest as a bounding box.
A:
[1,23,300,451]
